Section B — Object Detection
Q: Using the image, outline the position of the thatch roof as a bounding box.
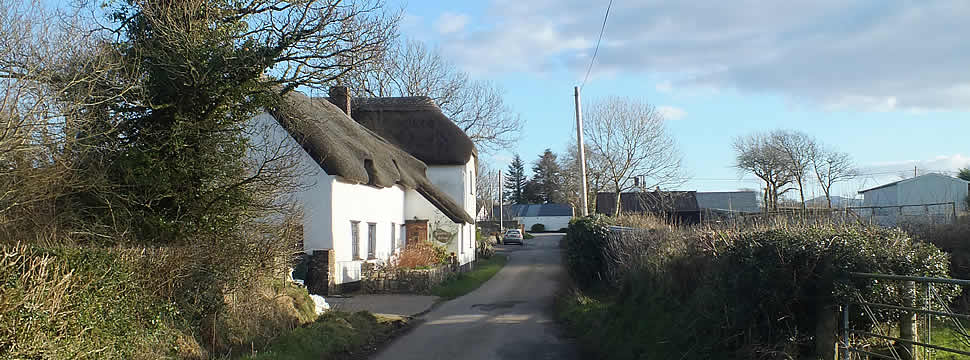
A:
[267,91,473,224]
[328,96,476,166]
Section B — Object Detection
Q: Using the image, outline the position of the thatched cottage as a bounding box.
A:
[250,86,477,294]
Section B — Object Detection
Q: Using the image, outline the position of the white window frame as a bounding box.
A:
[390,223,396,254]
[367,222,377,259]
[351,221,361,260]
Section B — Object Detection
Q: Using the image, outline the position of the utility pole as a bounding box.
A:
[499,169,504,231]
[574,86,589,216]
[914,165,917,178]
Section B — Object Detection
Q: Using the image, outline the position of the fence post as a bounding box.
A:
[815,303,838,360]
[954,202,959,224]
[841,303,850,360]
[899,280,917,360]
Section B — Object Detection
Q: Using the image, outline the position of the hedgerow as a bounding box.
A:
[561,217,957,359]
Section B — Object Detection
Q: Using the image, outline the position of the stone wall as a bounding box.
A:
[360,262,459,294]
[305,249,334,295]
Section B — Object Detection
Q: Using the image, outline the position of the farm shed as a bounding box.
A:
[696,191,760,213]
[595,191,701,224]
[858,173,969,226]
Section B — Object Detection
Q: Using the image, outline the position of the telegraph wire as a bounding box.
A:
[581,0,614,89]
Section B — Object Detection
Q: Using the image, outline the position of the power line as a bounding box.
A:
[581,0,613,89]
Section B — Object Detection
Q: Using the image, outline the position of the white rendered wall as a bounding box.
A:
[330,180,406,284]
[249,113,334,253]
[418,157,477,265]
[250,112,408,285]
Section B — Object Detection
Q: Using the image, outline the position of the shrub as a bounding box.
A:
[392,241,449,269]
[476,230,495,259]
[563,215,613,290]
[906,220,970,311]
[530,223,546,232]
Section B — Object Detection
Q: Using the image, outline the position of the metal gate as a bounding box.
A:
[841,272,970,359]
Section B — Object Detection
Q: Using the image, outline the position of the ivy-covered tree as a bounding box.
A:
[68,0,397,243]
[504,154,527,204]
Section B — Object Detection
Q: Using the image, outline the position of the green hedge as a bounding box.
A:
[560,224,958,359]
[563,215,613,290]
[530,223,546,232]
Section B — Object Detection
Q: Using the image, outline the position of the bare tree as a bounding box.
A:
[808,144,856,209]
[344,39,522,152]
[561,139,607,215]
[734,133,794,211]
[771,130,814,209]
[583,97,684,215]
[0,0,137,239]
[475,161,499,218]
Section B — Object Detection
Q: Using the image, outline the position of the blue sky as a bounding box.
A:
[393,0,968,198]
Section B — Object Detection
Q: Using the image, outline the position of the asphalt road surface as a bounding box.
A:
[371,233,579,360]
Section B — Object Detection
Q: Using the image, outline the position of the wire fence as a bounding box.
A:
[705,202,960,228]
[841,272,970,360]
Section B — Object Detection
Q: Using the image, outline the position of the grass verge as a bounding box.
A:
[430,255,508,300]
[242,311,408,360]
[524,232,535,239]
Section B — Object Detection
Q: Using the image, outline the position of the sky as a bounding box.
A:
[399,1,970,199]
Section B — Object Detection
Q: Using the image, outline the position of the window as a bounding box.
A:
[469,170,474,195]
[367,223,377,259]
[400,224,407,250]
[390,223,396,254]
[351,221,361,260]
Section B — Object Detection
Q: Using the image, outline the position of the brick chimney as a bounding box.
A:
[328,86,351,116]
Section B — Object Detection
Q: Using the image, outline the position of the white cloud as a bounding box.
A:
[433,12,470,34]
[862,154,970,177]
[658,105,687,120]
[655,81,672,93]
[438,0,970,111]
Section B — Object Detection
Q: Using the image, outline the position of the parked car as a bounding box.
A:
[502,229,524,245]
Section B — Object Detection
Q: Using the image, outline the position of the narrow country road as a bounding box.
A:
[371,233,579,360]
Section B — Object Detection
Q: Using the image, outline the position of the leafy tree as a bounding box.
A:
[504,154,527,204]
[958,167,970,182]
[531,149,565,203]
[522,179,544,204]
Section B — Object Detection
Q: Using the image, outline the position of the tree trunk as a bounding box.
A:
[613,189,622,216]
[798,178,806,209]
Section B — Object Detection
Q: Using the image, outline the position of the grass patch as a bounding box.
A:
[524,232,535,239]
[242,311,407,360]
[430,255,508,300]
[929,319,970,360]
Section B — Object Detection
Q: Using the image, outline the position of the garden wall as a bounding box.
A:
[360,262,459,294]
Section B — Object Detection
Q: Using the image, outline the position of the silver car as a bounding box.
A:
[502,229,524,245]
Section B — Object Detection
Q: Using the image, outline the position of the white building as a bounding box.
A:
[858,173,969,225]
[253,87,476,294]
[484,204,575,232]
